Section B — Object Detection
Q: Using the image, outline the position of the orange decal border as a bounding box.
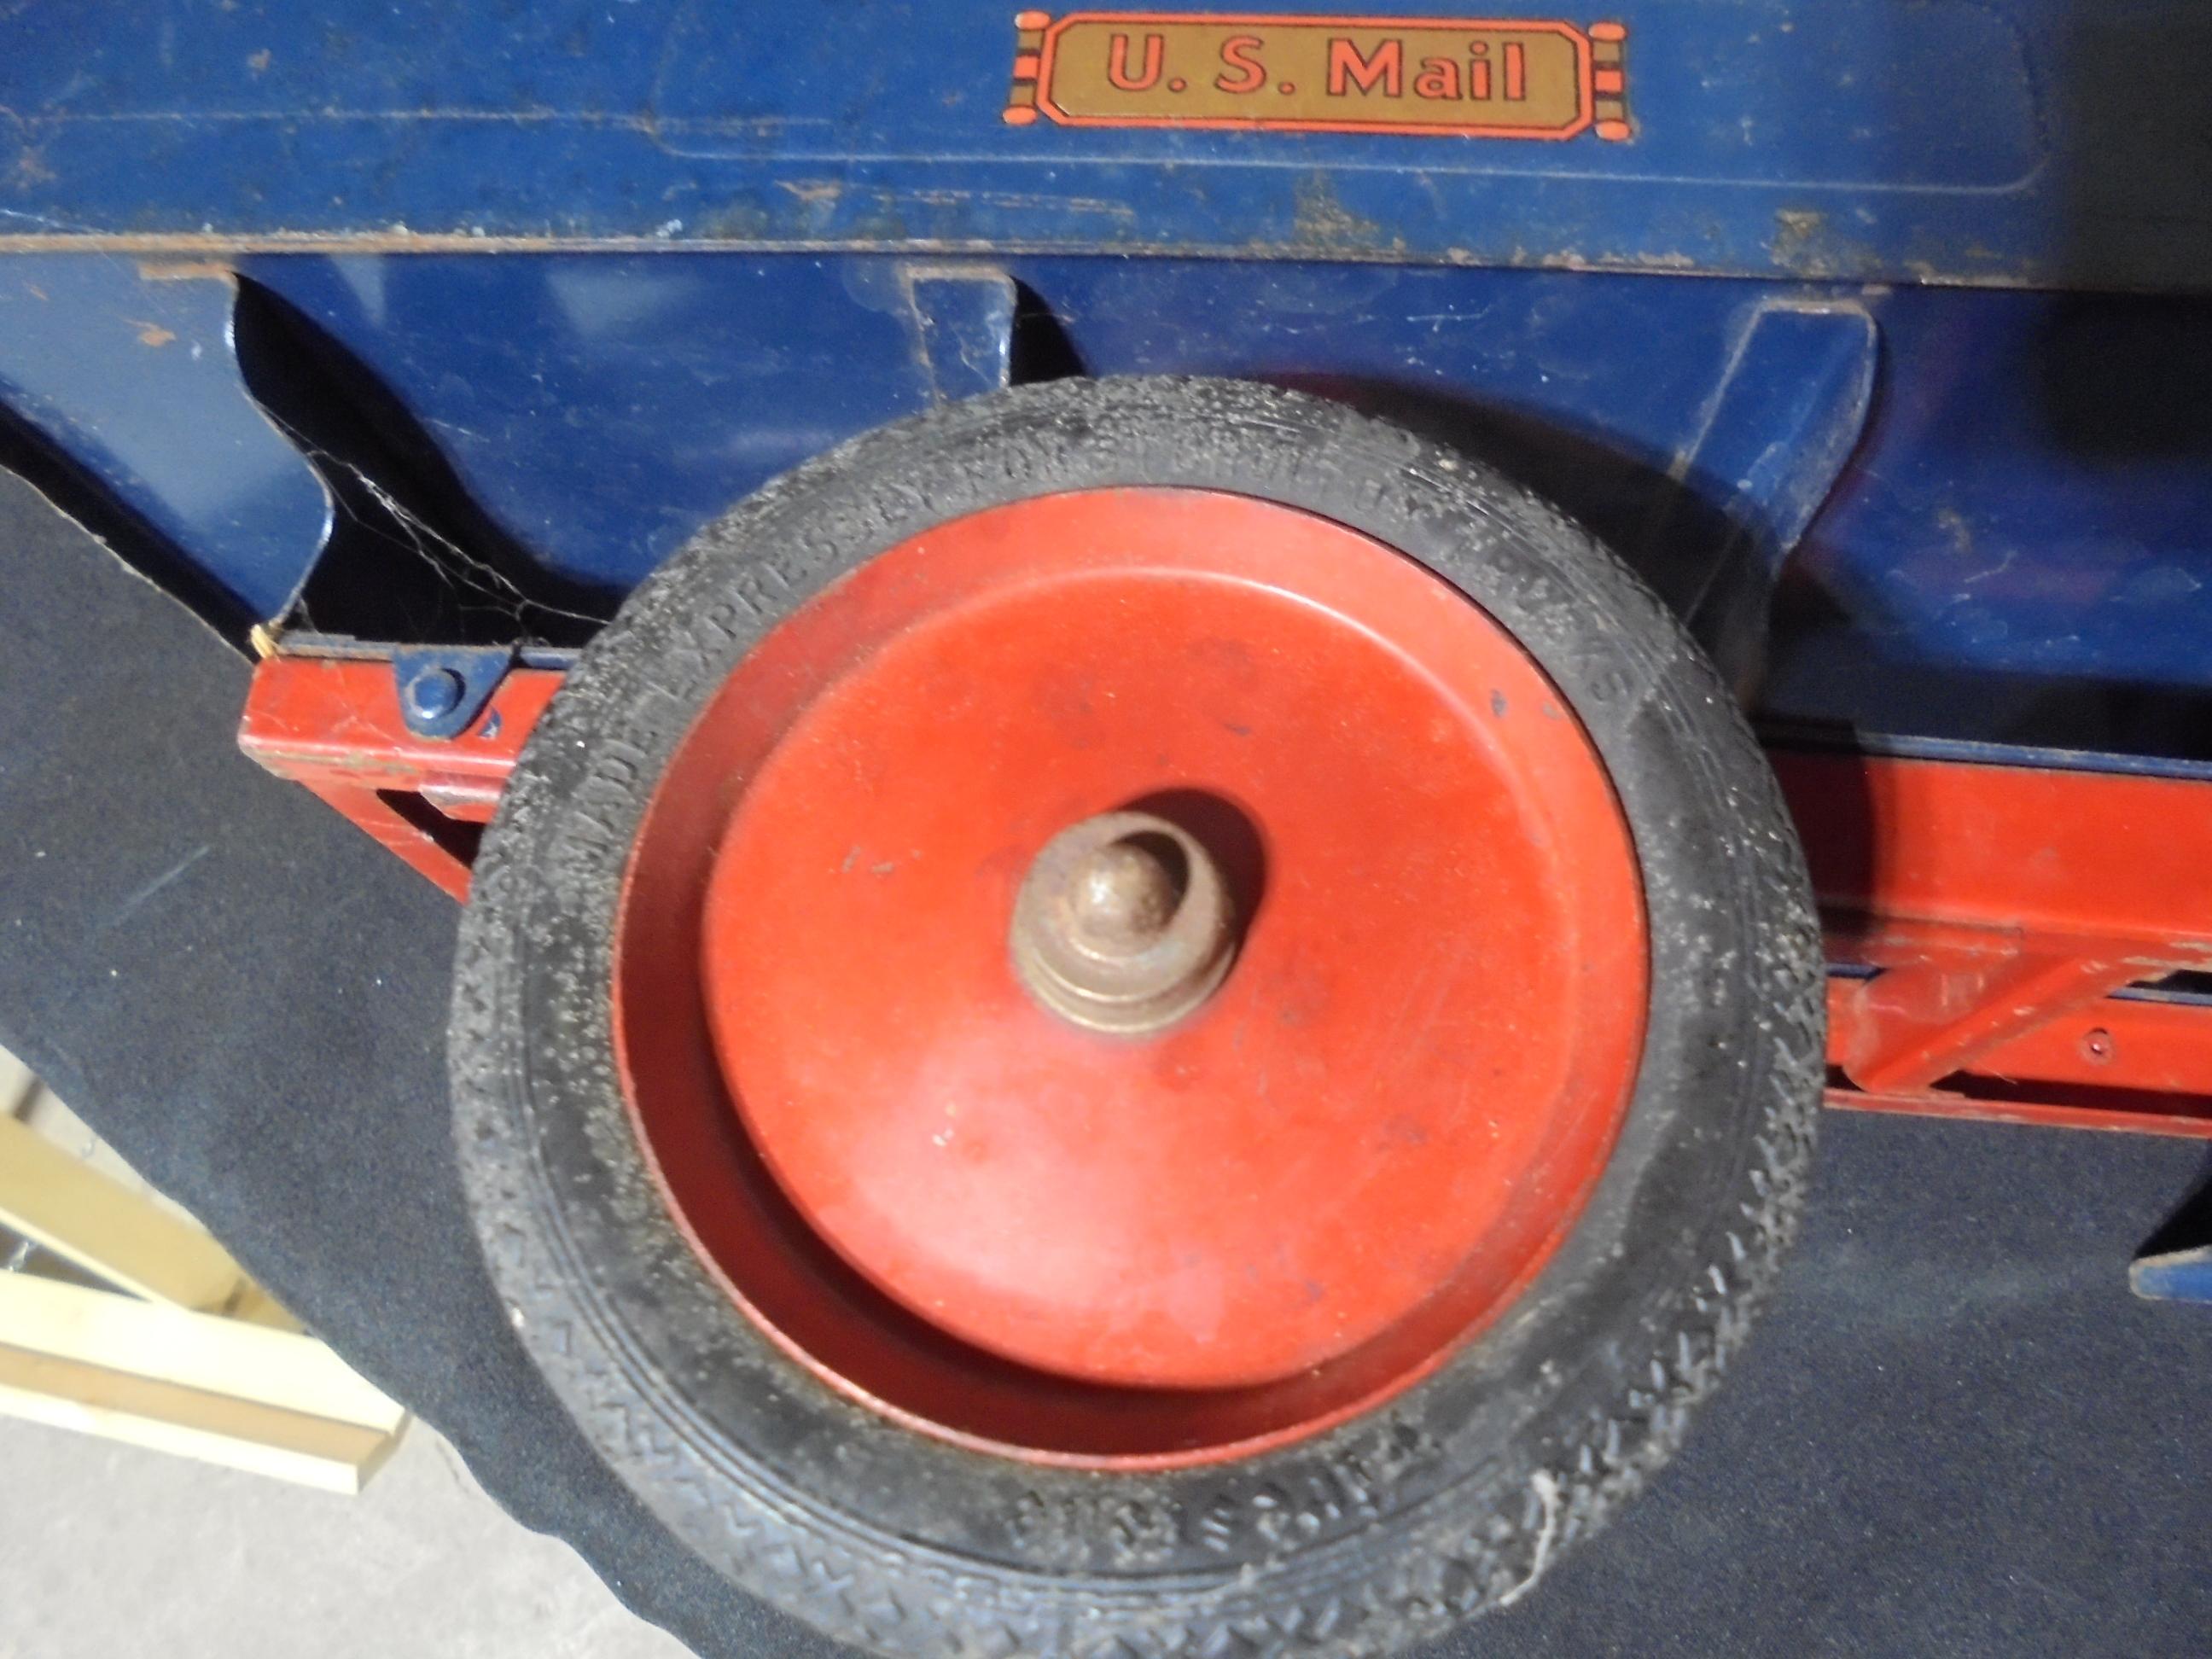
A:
[1004,12,1632,140]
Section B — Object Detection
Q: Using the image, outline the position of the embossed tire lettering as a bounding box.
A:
[451,377,1823,1658]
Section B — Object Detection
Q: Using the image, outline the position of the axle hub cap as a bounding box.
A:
[613,487,1646,1458]
[1010,810,1237,1033]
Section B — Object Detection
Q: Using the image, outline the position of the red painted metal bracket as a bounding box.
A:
[238,656,554,902]
[1774,749,2212,1138]
[240,655,2212,1138]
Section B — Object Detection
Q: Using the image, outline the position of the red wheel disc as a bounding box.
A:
[614,488,1645,1464]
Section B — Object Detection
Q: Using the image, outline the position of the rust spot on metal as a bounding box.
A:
[10,148,55,189]
[137,260,237,283]
[1773,209,1825,253]
[1289,173,1391,251]
[1767,207,1873,279]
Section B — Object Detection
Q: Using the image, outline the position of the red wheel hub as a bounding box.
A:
[615,489,1645,1462]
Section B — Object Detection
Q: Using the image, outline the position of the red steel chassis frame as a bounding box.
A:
[239,655,2212,1139]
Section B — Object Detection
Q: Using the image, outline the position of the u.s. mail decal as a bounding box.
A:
[1004,12,1631,139]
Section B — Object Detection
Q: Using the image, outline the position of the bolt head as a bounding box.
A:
[1067,838,1184,948]
[1010,811,1235,1035]
[406,666,467,720]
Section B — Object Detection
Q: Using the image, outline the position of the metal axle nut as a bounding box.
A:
[1010,810,1237,1035]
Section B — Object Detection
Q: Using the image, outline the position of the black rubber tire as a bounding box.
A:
[451,377,1824,1659]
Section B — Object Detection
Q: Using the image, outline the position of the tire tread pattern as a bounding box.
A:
[451,379,1823,1659]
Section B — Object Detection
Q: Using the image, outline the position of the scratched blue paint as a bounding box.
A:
[0,243,2177,766]
[0,257,331,620]
[1598,300,1878,685]
[2130,1247,2212,1306]
[1761,289,2212,754]
[240,253,1786,595]
[241,254,965,593]
[907,271,1019,400]
[0,241,2208,766]
[1684,305,1879,569]
[0,0,2206,293]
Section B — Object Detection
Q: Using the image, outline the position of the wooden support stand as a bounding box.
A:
[0,1057,406,1492]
